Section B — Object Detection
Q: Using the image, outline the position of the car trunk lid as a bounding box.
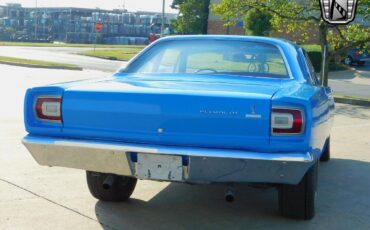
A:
[61,75,281,150]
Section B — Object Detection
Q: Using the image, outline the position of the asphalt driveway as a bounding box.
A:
[329,61,370,98]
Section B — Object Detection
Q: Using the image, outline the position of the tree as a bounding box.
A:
[212,0,370,86]
[171,0,210,34]
[171,0,185,9]
[244,9,272,36]
[3,26,17,40]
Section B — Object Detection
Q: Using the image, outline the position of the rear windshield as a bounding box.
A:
[124,40,290,78]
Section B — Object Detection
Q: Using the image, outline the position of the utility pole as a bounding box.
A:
[321,44,329,86]
[34,0,38,41]
[161,0,165,37]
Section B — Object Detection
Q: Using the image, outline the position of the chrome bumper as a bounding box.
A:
[22,135,315,184]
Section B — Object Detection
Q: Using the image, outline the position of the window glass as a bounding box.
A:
[135,48,180,73]
[304,51,320,85]
[126,40,290,78]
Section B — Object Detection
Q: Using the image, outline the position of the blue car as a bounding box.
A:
[22,36,335,220]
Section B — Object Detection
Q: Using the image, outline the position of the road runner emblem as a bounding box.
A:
[245,105,262,119]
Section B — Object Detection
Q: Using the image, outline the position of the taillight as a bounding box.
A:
[35,97,62,122]
[271,108,304,135]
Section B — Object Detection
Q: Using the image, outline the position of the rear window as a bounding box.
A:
[125,40,290,78]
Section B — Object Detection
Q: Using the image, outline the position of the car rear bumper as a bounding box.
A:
[22,135,315,185]
[353,57,370,62]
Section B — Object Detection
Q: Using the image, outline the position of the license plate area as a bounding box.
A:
[136,153,183,181]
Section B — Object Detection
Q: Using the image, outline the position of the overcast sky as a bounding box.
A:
[0,0,178,13]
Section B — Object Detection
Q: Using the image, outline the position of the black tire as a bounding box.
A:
[320,137,330,162]
[278,161,318,220]
[86,171,137,202]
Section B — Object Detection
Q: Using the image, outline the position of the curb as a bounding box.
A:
[78,53,128,61]
[0,60,83,71]
[334,97,370,107]
[328,69,356,79]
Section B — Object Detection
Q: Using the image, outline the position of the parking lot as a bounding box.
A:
[0,64,370,230]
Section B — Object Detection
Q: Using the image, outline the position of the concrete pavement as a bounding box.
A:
[329,64,370,98]
[0,63,370,229]
[0,46,123,72]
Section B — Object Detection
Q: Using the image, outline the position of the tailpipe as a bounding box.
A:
[102,174,117,190]
[225,187,235,202]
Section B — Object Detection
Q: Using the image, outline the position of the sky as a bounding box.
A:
[0,0,178,14]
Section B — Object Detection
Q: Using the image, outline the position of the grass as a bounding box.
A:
[79,47,145,61]
[0,55,80,69]
[0,41,145,49]
[301,44,321,52]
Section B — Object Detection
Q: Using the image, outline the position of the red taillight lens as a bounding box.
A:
[35,97,62,122]
[271,108,303,135]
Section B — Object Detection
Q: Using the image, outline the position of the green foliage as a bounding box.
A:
[212,0,370,50]
[302,45,349,72]
[171,0,210,34]
[243,9,272,36]
[302,44,322,72]
[171,0,185,9]
[3,26,16,35]
[297,44,321,72]
[307,51,322,72]
[212,0,370,84]
[328,24,370,51]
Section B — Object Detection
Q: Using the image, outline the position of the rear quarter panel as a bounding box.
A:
[271,82,335,159]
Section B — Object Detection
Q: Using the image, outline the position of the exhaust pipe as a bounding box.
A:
[225,187,235,202]
[102,174,117,190]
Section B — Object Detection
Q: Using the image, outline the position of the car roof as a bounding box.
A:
[158,35,298,50]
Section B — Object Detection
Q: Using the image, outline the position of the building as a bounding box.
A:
[0,3,177,44]
[207,0,244,35]
[207,0,369,44]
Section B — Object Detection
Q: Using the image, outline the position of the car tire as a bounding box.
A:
[320,137,330,162]
[344,56,353,65]
[278,161,318,220]
[86,171,137,202]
